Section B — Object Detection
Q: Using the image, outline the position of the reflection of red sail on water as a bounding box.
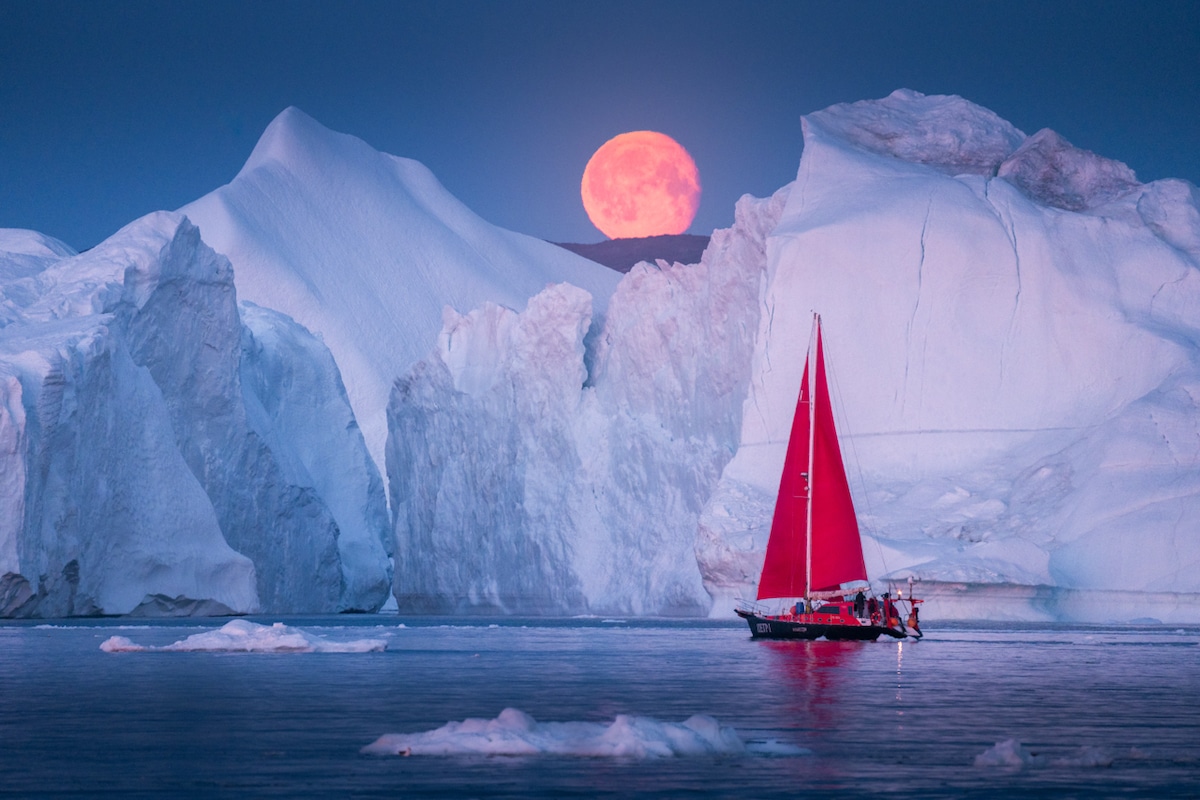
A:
[760,637,915,781]
[761,640,862,728]
[736,314,923,641]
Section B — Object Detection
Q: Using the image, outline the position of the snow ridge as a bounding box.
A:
[181,106,621,476]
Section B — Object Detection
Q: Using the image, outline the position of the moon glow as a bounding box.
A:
[581,131,701,239]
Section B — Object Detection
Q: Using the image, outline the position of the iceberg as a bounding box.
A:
[3,107,613,618]
[0,212,389,616]
[700,90,1200,621]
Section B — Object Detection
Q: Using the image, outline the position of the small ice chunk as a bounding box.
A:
[99,635,142,653]
[975,739,1112,769]
[974,739,1043,768]
[744,739,812,757]
[99,619,386,653]
[362,708,802,759]
[1052,745,1113,768]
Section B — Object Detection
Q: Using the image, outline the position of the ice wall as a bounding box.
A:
[386,188,786,614]
[0,213,390,616]
[0,216,260,615]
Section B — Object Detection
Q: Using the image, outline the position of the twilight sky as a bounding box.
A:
[3,1,1198,251]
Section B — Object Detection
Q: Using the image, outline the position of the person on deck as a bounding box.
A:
[882,593,898,628]
[854,591,866,618]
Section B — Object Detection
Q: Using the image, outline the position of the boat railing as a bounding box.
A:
[734,598,779,617]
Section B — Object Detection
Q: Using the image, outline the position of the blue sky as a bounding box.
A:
[3,1,1198,250]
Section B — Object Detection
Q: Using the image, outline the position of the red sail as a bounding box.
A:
[757,321,867,600]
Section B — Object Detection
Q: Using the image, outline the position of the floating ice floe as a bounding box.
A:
[974,739,1113,769]
[362,707,808,758]
[99,619,387,653]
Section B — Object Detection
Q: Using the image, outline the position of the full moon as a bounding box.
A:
[580,131,701,239]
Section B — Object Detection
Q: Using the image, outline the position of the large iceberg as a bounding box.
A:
[701,90,1200,621]
[0,213,390,616]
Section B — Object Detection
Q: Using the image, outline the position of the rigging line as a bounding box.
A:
[822,324,893,579]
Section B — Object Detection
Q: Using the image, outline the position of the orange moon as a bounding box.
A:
[581,131,701,239]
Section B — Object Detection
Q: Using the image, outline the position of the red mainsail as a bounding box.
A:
[757,319,868,600]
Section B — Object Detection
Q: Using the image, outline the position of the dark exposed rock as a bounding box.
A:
[552,234,710,273]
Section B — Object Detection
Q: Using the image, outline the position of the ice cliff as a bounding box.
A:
[387,188,785,614]
[0,214,390,616]
[701,90,1200,621]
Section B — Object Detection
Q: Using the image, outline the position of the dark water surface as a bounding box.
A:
[2,617,1199,797]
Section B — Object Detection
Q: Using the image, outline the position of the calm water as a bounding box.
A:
[2,617,1199,798]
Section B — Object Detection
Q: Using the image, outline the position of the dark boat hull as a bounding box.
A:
[736,609,908,641]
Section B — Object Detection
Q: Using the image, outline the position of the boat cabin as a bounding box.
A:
[813,602,856,623]
[786,601,859,623]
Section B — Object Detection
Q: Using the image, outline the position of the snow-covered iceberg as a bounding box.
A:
[100,619,387,653]
[0,212,390,616]
[180,107,622,474]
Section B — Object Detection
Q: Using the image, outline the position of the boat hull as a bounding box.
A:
[736,609,907,641]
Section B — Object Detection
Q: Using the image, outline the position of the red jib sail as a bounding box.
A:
[757,319,868,600]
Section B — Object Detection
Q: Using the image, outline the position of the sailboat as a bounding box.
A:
[736,314,923,641]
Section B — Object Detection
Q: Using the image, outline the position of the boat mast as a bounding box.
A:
[804,313,819,609]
